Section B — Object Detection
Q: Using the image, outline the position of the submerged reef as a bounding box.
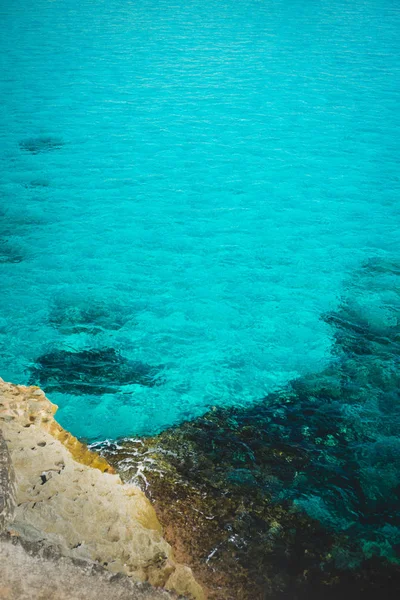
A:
[0,379,204,599]
[29,347,163,394]
[24,178,50,188]
[98,258,400,599]
[0,238,25,264]
[19,136,64,154]
[49,294,135,335]
[0,206,45,263]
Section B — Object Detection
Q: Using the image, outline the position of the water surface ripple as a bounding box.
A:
[0,0,399,442]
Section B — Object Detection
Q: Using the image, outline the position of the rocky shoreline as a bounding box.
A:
[0,379,204,600]
[98,417,400,600]
[2,258,400,599]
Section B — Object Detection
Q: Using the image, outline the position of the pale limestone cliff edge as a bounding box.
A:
[0,378,205,600]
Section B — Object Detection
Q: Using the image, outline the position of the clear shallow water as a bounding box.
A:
[0,0,399,440]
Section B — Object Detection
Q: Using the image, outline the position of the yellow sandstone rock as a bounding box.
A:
[0,378,205,600]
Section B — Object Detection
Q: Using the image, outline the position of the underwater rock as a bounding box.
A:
[49,296,133,335]
[0,239,25,264]
[29,348,163,394]
[19,136,64,154]
[25,178,50,188]
[98,258,400,599]
[0,379,204,600]
[101,422,400,599]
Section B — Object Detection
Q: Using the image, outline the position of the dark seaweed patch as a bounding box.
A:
[19,136,64,154]
[29,347,163,395]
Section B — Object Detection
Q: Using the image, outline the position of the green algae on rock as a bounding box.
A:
[98,420,400,600]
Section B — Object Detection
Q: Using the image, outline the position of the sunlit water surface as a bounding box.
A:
[0,0,399,441]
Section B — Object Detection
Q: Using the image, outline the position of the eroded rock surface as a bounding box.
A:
[0,379,204,600]
[0,431,15,533]
[0,534,176,600]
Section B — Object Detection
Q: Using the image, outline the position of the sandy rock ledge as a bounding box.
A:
[0,378,204,600]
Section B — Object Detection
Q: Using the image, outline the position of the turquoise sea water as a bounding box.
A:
[0,0,399,442]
